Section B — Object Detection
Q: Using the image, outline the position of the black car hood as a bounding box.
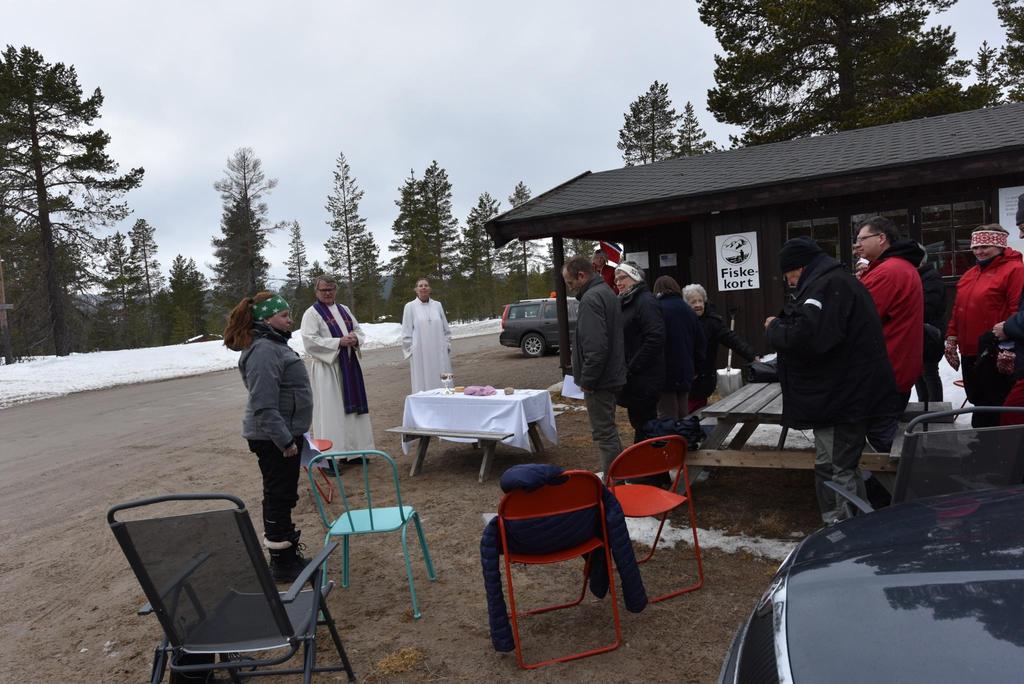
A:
[784,487,1024,682]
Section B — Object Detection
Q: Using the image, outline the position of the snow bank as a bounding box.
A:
[0,318,500,408]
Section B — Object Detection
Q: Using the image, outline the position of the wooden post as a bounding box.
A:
[552,236,571,376]
[0,256,12,366]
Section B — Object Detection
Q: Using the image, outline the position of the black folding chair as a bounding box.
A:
[107,493,355,683]
[829,406,1024,514]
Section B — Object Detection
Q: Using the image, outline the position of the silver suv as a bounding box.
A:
[498,298,578,358]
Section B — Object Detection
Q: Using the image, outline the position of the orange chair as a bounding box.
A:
[606,435,704,603]
[497,470,622,669]
[306,438,337,503]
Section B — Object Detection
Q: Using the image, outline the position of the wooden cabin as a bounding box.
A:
[485,102,1024,372]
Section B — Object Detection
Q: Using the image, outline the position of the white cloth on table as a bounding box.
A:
[400,388,558,454]
[300,302,375,452]
[401,298,452,394]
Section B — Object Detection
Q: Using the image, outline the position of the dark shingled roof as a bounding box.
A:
[494,102,1024,225]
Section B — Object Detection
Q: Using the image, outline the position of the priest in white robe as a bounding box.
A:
[300,276,375,452]
[401,278,452,394]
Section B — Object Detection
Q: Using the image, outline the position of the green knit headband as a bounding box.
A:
[252,294,289,320]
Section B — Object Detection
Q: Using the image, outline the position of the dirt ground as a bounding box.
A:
[0,338,824,683]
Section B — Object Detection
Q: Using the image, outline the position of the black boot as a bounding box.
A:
[265,531,308,584]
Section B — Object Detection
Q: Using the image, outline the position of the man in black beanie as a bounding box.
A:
[765,237,900,525]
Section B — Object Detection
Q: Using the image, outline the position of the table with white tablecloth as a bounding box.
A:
[400,388,558,455]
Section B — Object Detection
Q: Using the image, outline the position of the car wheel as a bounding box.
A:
[520,333,546,358]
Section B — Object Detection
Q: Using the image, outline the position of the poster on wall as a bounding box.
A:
[998,186,1024,253]
[714,231,760,291]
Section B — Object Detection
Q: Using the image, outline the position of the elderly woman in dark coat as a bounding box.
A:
[683,283,758,414]
[614,262,665,442]
[653,275,706,420]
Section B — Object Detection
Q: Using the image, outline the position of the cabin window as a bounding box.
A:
[850,209,910,241]
[785,217,839,260]
[921,200,984,277]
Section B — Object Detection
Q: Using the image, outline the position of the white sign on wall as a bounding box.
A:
[714,231,760,291]
[659,252,677,267]
[998,186,1024,253]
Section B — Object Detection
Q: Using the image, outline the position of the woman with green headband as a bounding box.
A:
[224,291,313,582]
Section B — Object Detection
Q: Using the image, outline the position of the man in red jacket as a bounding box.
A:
[855,216,924,451]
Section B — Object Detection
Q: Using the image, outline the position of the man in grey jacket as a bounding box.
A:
[563,255,627,471]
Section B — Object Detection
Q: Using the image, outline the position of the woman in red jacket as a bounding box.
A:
[945,225,1024,427]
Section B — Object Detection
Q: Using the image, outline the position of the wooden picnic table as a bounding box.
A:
[688,382,952,473]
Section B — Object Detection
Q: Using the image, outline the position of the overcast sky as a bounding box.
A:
[3,1,1006,286]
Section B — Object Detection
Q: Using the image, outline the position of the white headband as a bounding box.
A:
[615,263,644,282]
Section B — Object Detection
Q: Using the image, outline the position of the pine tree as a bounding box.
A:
[996,0,1024,101]
[351,232,383,321]
[167,254,208,342]
[972,41,1003,107]
[566,239,597,260]
[210,147,278,304]
[281,220,308,302]
[460,192,501,319]
[617,81,680,166]
[675,102,719,156]
[98,231,145,347]
[0,46,144,355]
[324,151,369,308]
[697,0,991,144]
[387,171,431,316]
[419,161,460,282]
[127,219,163,306]
[502,182,540,300]
[307,259,325,283]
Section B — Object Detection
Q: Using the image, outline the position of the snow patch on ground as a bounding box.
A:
[479,511,797,562]
[0,318,500,409]
[626,517,798,562]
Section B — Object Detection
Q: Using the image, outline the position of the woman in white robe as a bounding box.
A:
[401,278,453,394]
[300,277,375,451]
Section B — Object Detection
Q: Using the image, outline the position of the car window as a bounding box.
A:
[509,303,541,320]
[541,300,578,319]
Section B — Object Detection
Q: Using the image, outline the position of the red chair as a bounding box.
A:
[497,470,622,669]
[606,435,704,603]
[306,438,337,503]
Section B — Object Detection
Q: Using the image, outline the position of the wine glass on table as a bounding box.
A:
[440,372,454,395]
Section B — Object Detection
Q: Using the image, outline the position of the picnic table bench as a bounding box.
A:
[689,382,953,475]
[386,426,517,482]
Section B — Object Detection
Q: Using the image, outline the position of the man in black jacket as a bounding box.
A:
[917,252,947,403]
[766,237,900,525]
[563,255,628,471]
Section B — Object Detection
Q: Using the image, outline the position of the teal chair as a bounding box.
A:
[307,449,437,619]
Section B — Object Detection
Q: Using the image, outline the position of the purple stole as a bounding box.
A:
[313,300,369,414]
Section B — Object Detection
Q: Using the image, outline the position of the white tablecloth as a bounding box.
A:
[400,388,558,454]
